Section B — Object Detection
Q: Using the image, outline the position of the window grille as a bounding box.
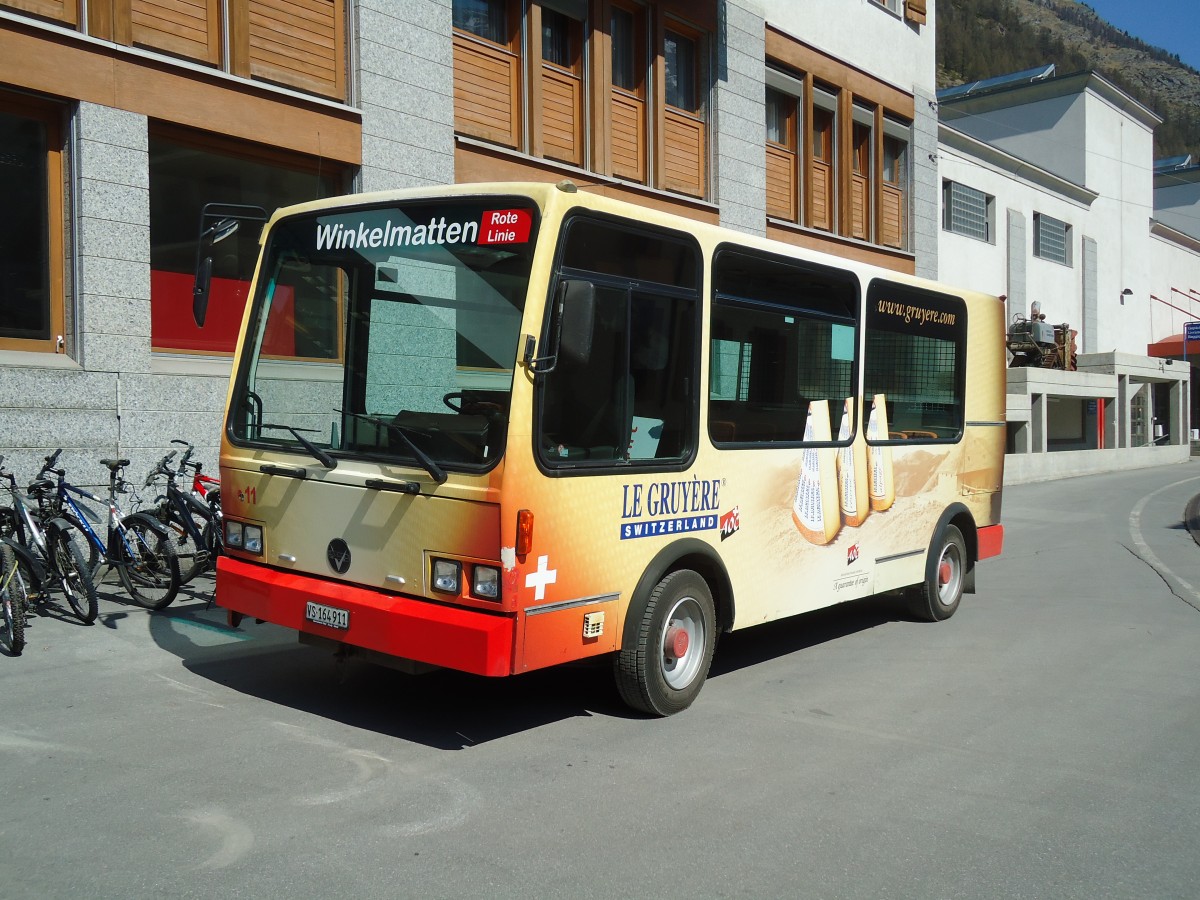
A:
[944,181,991,241]
[1034,213,1071,265]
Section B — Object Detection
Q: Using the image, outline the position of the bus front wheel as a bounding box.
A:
[908,523,967,622]
[614,569,716,716]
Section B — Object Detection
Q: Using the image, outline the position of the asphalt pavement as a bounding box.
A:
[3,461,1200,899]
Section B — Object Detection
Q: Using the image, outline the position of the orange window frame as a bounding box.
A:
[147,123,347,360]
[0,92,65,355]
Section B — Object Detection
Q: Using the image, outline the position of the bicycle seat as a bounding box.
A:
[100,458,131,471]
[27,478,54,494]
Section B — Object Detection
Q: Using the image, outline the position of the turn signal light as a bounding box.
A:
[516,509,534,557]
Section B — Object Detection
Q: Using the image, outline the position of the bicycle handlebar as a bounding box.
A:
[40,448,62,474]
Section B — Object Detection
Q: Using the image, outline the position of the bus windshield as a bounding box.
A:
[229,197,540,472]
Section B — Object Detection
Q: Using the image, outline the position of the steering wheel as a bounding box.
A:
[443,392,503,416]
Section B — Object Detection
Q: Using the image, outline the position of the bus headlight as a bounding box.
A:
[472,565,500,600]
[432,559,461,594]
[225,520,263,555]
[243,525,263,555]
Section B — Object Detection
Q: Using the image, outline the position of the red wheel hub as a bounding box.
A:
[939,560,953,585]
[665,625,689,660]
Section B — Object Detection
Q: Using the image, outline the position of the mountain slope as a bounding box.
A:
[938,0,1200,158]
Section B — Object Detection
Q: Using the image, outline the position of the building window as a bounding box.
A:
[810,88,837,232]
[660,23,706,196]
[1034,212,1072,265]
[870,0,902,12]
[453,0,509,43]
[148,128,344,355]
[763,69,911,251]
[849,113,873,241]
[880,126,909,250]
[0,92,64,354]
[942,180,994,242]
[452,1,709,199]
[664,29,696,112]
[765,86,799,222]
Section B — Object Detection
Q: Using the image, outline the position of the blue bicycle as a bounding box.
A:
[47,455,181,611]
[0,452,98,625]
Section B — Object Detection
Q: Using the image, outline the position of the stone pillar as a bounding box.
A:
[714,0,766,237]
[1031,392,1046,452]
[911,87,939,280]
[1006,209,1026,326]
[75,102,152,375]
[1081,236,1098,354]
[1117,374,1129,448]
[356,0,455,192]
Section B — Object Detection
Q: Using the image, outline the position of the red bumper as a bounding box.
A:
[215,556,516,676]
[977,524,1004,561]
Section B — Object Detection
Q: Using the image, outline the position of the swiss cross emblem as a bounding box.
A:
[524,555,557,601]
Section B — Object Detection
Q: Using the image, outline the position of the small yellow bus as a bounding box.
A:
[202,182,1005,715]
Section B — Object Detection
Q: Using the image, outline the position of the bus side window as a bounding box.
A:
[864,280,967,443]
[540,215,700,468]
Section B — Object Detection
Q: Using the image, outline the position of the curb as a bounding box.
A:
[1186,493,1200,548]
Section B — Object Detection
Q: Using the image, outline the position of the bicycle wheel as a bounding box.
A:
[51,527,99,625]
[165,508,211,585]
[1,543,27,655]
[117,515,180,610]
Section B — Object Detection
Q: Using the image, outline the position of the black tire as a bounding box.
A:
[50,528,98,625]
[908,523,968,622]
[63,514,103,582]
[117,516,181,611]
[165,508,211,585]
[2,543,27,655]
[614,569,717,716]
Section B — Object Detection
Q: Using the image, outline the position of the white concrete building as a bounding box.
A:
[935,68,1197,483]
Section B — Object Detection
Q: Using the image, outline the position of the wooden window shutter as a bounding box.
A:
[610,2,647,183]
[880,183,903,248]
[904,0,926,25]
[537,6,584,166]
[3,0,78,26]
[128,0,221,65]
[242,0,346,100]
[452,0,521,149]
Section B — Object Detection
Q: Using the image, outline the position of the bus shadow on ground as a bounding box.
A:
[151,590,903,750]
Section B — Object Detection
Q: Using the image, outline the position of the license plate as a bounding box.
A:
[305,601,349,630]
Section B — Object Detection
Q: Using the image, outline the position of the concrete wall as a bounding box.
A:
[945,93,1087,186]
[937,140,1090,325]
[1004,445,1190,485]
[760,0,936,95]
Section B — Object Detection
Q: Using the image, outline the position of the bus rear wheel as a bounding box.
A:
[614,570,716,716]
[908,523,967,622]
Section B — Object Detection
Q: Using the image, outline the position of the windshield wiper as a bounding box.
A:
[259,423,338,469]
[336,409,447,484]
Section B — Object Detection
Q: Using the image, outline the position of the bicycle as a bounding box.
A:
[144,446,218,586]
[0,452,98,625]
[47,457,181,611]
[174,440,223,583]
[1,541,28,655]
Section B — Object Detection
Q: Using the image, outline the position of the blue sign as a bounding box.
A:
[1185,321,1200,341]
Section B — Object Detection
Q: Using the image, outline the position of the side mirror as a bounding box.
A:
[191,203,268,327]
[524,279,595,374]
[193,256,213,327]
[558,279,595,365]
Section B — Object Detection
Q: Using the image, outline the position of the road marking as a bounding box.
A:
[1128,475,1200,611]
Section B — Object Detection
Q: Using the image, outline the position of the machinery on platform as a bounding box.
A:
[1006,301,1076,370]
